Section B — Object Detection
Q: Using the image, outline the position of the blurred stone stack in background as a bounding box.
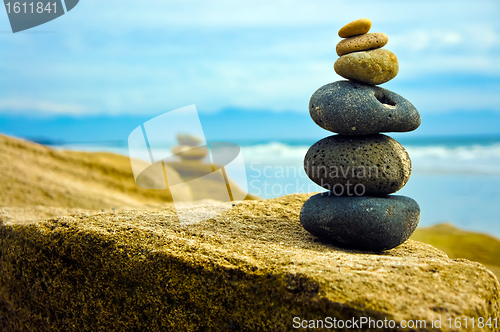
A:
[171,133,208,162]
[300,18,422,251]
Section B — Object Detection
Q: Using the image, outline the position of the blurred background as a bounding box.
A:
[0,1,499,236]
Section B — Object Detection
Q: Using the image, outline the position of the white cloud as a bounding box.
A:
[63,0,500,31]
[393,86,500,114]
[0,99,89,115]
[464,26,497,48]
[0,0,499,116]
[390,28,498,53]
[441,32,462,45]
[392,31,430,52]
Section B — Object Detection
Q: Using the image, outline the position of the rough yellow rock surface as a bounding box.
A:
[338,18,372,38]
[334,48,399,85]
[1,194,498,331]
[336,32,388,56]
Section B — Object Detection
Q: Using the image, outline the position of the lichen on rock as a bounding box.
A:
[0,194,499,331]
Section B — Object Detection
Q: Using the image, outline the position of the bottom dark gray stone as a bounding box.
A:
[300,193,420,251]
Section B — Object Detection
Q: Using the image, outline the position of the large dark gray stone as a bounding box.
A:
[304,134,411,196]
[300,193,420,251]
[309,80,421,135]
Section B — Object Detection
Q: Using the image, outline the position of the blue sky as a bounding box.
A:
[0,0,499,118]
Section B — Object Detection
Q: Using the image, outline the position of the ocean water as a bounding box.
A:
[59,135,500,238]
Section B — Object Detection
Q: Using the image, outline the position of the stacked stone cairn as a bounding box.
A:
[171,134,208,161]
[300,18,422,251]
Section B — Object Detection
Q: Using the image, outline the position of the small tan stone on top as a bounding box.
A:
[172,145,208,160]
[336,32,388,56]
[338,18,371,38]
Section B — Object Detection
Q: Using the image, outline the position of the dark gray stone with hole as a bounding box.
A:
[309,80,421,135]
[300,192,420,251]
[304,134,411,196]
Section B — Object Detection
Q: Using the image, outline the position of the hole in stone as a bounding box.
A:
[374,91,397,108]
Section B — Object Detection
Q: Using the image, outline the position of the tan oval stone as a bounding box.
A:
[338,18,371,38]
[172,145,208,160]
[334,48,399,85]
[336,32,388,56]
[177,133,203,146]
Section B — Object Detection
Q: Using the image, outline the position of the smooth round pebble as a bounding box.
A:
[300,193,420,251]
[309,80,421,135]
[177,134,203,146]
[334,48,399,85]
[336,32,388,56]
[172,145,208,160]
[338,18,372,38]
[304,134,411,196]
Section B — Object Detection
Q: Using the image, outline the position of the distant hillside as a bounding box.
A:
[0,134,254,211]
[412,223,500,278]
[1,110,500,144]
